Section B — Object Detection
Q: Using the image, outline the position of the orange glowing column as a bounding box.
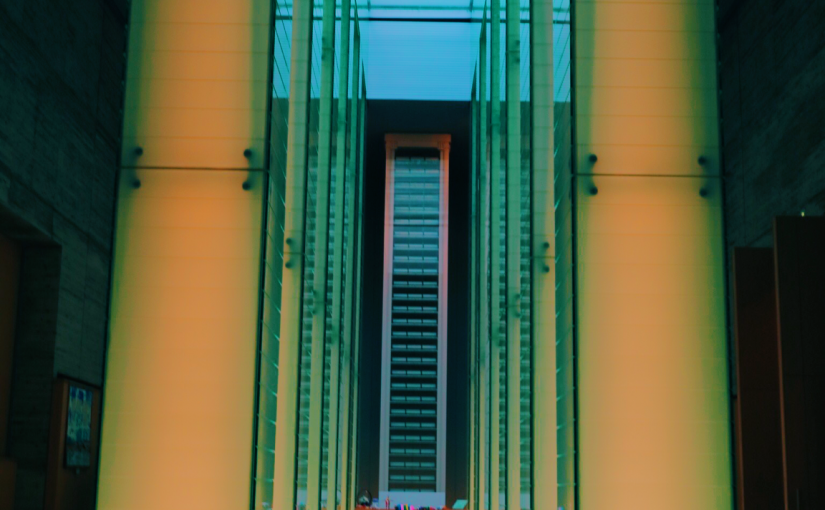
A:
[573,0,733,508]
[98,0,271,509]
[99,171,264,510]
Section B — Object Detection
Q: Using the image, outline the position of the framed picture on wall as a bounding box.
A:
[65,385,93,467]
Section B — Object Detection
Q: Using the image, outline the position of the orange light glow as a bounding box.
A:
[98,171,263,510]
[574,0,732,507]
[98,1,270,507]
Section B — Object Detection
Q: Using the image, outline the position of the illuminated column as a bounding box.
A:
[573,1,732,508]
[531,0,557,508]
[98,0,273,509]
[272,0,314,508]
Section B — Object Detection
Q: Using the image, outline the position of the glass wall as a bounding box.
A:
[468,0,537,508]
[293,1,365,509]
[552,0,575,509]
[516,0,532,506]
[289,1,365,509]
[531,0,558,508]
[347,75,368,510]
[571,1,732,509]
[295,2,324,507]
[253,0,293,506]
[341,33,366,510]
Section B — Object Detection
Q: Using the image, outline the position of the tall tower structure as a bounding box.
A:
[379,135,450,508]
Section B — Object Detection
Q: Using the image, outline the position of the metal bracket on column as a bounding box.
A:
[511,293,522,318]
[532,241,552,273]
[284,238,304,269]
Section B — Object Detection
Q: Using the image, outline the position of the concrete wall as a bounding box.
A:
[718,4,825,508]
[0,0,128,508]
[719,0,825,248]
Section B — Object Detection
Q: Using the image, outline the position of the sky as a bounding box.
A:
[361,20,480,100]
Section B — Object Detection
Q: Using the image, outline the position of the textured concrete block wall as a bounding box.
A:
[0,0,128,508]
[718,2,825,506]
[718,0,825,248]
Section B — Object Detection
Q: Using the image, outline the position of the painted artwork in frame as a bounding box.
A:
[65,385,93,467]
